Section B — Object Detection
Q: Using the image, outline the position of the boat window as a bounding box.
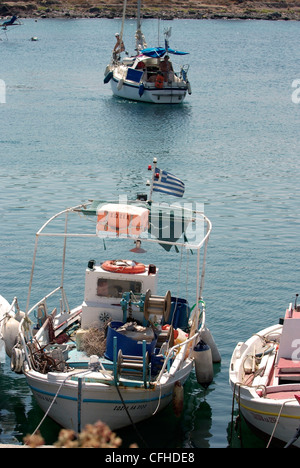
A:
[97,278,142,298]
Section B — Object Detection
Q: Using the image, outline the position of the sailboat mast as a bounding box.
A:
[137,0,142,31]
[135,0,147,52]
[120,0,127,44]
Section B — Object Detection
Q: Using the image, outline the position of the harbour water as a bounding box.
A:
[0,17,300,448]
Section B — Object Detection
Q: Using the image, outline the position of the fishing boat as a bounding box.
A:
[230,295,300,448]
[104,0,191,104]
[0,160,220,434]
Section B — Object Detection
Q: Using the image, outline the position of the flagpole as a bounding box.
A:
[148,157,157,203]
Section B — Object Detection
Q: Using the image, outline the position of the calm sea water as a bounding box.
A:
[0,17,300,448]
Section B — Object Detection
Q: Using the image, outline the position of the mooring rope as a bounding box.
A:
[266,399,295,448]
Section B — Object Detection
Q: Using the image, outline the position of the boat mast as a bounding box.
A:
[119,0,127,46]
[137,0,142,32]
[135,0,147,52]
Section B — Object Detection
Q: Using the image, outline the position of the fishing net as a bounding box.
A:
[81,328,107,357]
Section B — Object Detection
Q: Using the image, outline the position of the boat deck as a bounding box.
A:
[67,346,94,367]
[65,341,167,388]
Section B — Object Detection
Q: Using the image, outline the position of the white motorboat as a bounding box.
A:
[0,161,219,435]
[104,0,191,104]
[230,296,300,448]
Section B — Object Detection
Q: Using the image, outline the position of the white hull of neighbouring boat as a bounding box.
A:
[230,324,300,447]
[25,360,192,431]
[110,76,188,104]
[232,387,300,447]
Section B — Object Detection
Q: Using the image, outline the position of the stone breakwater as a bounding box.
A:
[1,0,300,21]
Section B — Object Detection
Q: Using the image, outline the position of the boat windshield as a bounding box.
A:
[97,278,142,298]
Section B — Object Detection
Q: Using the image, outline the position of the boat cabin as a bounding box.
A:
[273,305,300,384]
[123,55,181,86]
[81,260,158,329]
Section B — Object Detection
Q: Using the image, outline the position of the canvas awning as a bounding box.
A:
[141,47,189,58]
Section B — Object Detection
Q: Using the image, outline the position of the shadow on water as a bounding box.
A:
[116,365,222,449]
[227,412,278,449]
[103,95,193,142]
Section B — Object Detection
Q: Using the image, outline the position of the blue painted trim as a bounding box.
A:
[112,77,187,92]
[29,384,172,405]
[30,384,77,401]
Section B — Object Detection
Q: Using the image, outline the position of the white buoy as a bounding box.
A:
[192,340,214,389]
[117,79,124,90]
[0,297,25,358]
[200,326,221,363]
[1,316,20,358]
[0,295,11,357]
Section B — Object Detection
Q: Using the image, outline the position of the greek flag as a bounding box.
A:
[153,168,185,197]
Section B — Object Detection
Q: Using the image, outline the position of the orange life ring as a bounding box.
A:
[101,260,146,274]
[155,74,164,89]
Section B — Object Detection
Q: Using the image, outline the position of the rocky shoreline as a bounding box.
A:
[1,0,300,21]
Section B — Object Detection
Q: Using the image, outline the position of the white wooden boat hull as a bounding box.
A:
[230,324,300,447]
[25,361,192,431]
[232,386,300,447]
[110,77,188,104]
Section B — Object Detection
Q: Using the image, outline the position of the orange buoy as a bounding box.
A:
[172,381,184,417]
[155,74,164,89]
[101,260,146,274]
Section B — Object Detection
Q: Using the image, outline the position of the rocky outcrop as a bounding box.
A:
[1,0,300,20]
